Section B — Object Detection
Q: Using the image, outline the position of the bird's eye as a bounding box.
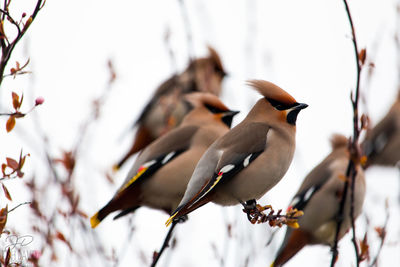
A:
[205,103,226,114]
[265,98,295,111]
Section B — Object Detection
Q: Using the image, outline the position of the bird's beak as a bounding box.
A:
[294,103,308,110]
[221,110,240,128]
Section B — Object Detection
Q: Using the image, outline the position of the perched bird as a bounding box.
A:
[362,91,400,168]
[272,134,366,266]
[115,47,226,169]
[91,92,238,228]
[166,80,308,226]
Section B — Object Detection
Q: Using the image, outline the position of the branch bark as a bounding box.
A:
[330,0,363,266]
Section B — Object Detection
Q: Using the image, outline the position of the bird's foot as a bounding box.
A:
[176,214,188,224]
[241,201,303,228]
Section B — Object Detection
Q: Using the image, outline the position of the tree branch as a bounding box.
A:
[330,0,363,266]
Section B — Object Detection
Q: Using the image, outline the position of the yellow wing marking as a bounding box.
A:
[118,166,148,194]
[165,173,223,227]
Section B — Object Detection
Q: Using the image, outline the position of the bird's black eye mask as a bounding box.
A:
[265,97,297,111]
[205,103,227,114]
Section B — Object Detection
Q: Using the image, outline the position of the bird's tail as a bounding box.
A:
[273,229,310,266]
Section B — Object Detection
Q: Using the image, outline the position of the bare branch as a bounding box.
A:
[330,0,364,266]
[8,201,31,213]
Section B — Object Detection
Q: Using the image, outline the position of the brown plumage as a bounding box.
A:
[272,134,366,266]
[115,47,226,169]
[362,91,400,168]
[166,80,307,226]
[90,93,238,228]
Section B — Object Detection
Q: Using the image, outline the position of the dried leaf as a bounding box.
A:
[6,157,19,170]
[0,20,5,37]
[77,210,88,219]
[2,184,12,201]
[374,226,386,239]
[360,114,369,130]
[359,232,370,262]
[22,16,33,32]
[359,48,367,65]
[12,92,20,110]
[55,231,72,251]
[0,205,8,233]
[1,164,6,176]
[6,116,16,132]
[54,151,75,172]
[56,231,67,242]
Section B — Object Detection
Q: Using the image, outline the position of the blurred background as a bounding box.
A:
[0,0,399,266]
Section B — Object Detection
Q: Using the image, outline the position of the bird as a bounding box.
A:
[90,92,238,228]
[362,91,400,168]
[271,134,366,266]
[166,80,308,226]
[115,46,227,169]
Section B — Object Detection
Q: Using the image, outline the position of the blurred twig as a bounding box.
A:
[368,201,389,267]
[178,0,194,61]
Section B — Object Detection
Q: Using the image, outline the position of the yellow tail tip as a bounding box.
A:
[165,213,178,227]
[90,212,101,228]
[270,261,275,267]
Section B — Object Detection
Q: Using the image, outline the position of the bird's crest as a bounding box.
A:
[207,46,225,76]
[247,80,297,106]
[184,92,229,112]
[330,134,348,150]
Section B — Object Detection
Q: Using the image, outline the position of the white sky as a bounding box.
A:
[0,0,399,266]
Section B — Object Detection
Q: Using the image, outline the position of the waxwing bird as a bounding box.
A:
[91,93,238,228]
[115,47,226,169]
[362,91,400,168]
[166,80,308,226]
[272,134,366,266]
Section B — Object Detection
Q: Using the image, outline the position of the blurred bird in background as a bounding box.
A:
[166,80,307,226]
[115,46,227,169]
[362,91,400,168]
[272,134,366,266]
[91,93,238,228]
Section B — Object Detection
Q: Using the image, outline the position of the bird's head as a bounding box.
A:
[185,46,226,96]
[247,80,308,126]
[183,92,239,128]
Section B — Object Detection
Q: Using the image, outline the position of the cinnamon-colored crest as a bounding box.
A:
[184,92,229,112]
[207,46,225,75]
[330,134,348,150]
[247,80,297,105]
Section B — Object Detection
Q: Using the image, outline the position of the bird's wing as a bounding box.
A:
[287,148,346,212]
[134,75,179,125]
[118,125,199,194]
[363,112,397,159]
[166,122,269,225]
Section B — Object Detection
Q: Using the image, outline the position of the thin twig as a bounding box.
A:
[0,0,43,86]
[8,201,31,213]
[178,0,194,61]
[150,221,178,267]
[330,0,363,266]
[368,201,389,267]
